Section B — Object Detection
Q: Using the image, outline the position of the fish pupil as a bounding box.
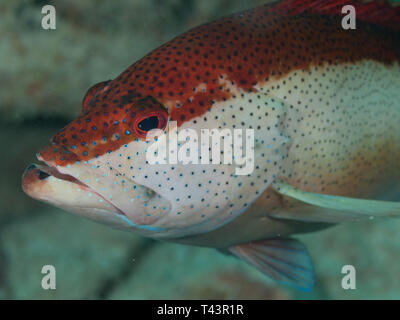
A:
[138,116,159,132]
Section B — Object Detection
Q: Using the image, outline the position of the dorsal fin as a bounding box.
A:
[271,0,400,31]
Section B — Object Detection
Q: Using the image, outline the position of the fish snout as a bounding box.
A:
[22,163,50,199]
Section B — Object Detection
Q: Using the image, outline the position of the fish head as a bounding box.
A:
[22,80,177,236]
[21,78,236,239]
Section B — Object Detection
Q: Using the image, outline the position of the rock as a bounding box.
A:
[108,242,290,299]
[0,210,146,299]
[296,219,400,299]
[0,0,265,122]
[0,124,66,224]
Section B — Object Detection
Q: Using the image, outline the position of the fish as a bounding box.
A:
[22,0,400,291]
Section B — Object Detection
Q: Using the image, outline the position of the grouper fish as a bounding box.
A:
[22,0,400,290]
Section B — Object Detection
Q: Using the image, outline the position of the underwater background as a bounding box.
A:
[1,0,400,300]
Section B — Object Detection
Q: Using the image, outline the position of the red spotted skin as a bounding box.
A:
[39,0,400,166]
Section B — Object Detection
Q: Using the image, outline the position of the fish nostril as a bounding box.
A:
[26,164,37,172]
[38,170,50,180]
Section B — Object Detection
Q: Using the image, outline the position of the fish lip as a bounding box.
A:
[35,164,84,186]
[33,160,128,217]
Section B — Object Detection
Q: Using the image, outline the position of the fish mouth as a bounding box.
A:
[22,162,125,216]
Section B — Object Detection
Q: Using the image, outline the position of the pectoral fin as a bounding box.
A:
[270,181,400,223]
[229,238,314,291]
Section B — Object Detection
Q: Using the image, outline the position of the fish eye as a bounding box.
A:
[133,110,168,138]
[138,116,159,132]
